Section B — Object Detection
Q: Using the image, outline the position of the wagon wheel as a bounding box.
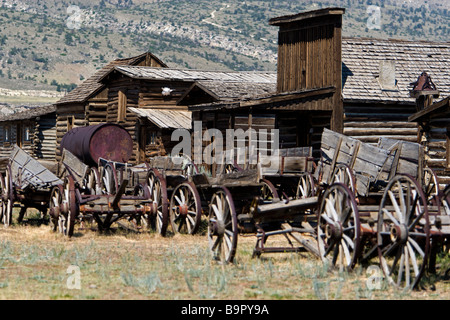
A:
[317,183,361,271]
[330,164,356,196]
[3,164,14,227]
[145,169,168,236]
[101,163,118,195]
[225,163,239,174]
[60,176,79,237]
[181,156,199,177]
[169,182,202,235]
[422,168,439,206]
[377,174,430,290]
[208,187,238,264]
[84,167,101,195]
[440,184,450,216]
[259,179,279,203]
[48,185,64,232]
[438,185,450,254]
[295,173,316,199]
[0,172,5,223]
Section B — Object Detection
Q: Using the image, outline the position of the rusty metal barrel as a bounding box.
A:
[60,123,133,166]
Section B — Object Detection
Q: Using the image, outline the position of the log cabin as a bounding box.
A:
[54,52,168,163]
[409,95,450,188]
[98,66,276,164]
[0,105,57,172]
[341,37,450,144]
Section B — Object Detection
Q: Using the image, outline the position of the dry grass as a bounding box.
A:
[0,215,448,300]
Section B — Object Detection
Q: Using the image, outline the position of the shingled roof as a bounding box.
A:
[105,66,277,84]
[0,105,56,122]
[342,37,450,104]
[56,52,167,105]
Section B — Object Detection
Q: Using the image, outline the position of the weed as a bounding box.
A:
[121,272,163,295]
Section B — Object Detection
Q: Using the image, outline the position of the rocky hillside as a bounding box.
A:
[0,0,448,107]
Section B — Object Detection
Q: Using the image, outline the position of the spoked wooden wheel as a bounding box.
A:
[181,155,199,177]
[49,185,64,232]
[208,187,238,264]
[317,183,361,271]
[224,163,239,174]
[296,173,316,199]
[101,163,117,195]
[3,164,14,227]
[422,168,439,206]
[440,184,450,216]
[330,163,356,196]
[0,172,5,223]
[377,174,430,290]
[60,176,79,237]
[259,179,279,203]
[84,167,101,195]
[169,182,202,235]
[146,169,168,236]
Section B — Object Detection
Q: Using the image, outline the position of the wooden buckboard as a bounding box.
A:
[10,145,62,191]
[317,128,423,197]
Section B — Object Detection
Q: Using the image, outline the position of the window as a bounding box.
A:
[147,130,157,146]
[118,90,127,122]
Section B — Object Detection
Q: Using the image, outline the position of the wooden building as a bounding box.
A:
[98,66,276,163]
[341,37,450,144]
[0,105,57,171]
[409,96,450,188]
[54,52,168,163]
[188,8,346,161]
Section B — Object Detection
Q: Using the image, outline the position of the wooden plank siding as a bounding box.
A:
[343,102,419,144]
[103,77,192,164]
[271,10,344,133]
[409,97,450,189]
[55,52,168,165]
[0,110,57,173]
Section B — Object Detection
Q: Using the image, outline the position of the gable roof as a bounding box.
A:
[104,66,277,84]
[342,37,450,104]
[0,105,56,122]
[103,66,277,106]
[56,52,167,105]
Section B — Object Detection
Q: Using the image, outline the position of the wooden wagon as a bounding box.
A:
[201,128,448,290]
[0,145,62,227]
[314,128,448,289]
[50,123,163,237]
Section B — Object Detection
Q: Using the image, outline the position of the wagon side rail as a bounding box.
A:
[9,145,62,191]
[60,148,89,185]
[317,128,393,197]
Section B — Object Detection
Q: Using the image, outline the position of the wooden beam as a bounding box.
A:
[240,86,336,108]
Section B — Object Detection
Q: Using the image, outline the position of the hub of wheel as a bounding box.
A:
[49,205,61,219]
[325,222,343,240]
[209,219,225,237]
[390,224,408,244]
[177,204,189,217]
[148,201,158,215]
